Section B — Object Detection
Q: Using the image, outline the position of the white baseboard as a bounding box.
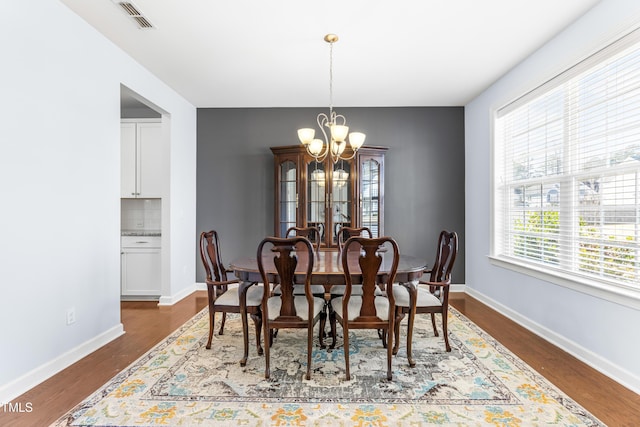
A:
[0,323,124,403]
[450,283,466,293]
[465,287,640,395]
[158,284,198,306]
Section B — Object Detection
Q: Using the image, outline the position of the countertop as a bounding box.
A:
[121,230,161,237]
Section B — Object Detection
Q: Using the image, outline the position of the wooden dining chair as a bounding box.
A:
[337,226,372,253]
[258,236,325,380]
[280,226,329,345]
[393,230,458,367]
[199,230,263,366]
[330,236,399,381]
[285,226,321,252]
[331,226,381,302]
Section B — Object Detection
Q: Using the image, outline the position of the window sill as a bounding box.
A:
[488,255,640,311]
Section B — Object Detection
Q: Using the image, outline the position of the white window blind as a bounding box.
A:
[494,28,640,290]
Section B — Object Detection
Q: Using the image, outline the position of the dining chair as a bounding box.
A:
[393,230,458,367]
[199,230,263,367]
[280,226,329,346]
[258,236,325,380]
[330,236,399,381]
[285,226,321,252]
[337,226,372,253]
[332,226,373,292]
[331,226,381,305]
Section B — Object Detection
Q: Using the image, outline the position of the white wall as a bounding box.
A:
[0,0,196,401]
[465,0,640,393]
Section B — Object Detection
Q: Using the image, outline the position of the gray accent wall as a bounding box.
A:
[196,107,465,283]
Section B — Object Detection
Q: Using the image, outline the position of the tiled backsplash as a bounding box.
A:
[121,198,161,233]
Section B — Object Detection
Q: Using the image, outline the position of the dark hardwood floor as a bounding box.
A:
[1,292,638,426]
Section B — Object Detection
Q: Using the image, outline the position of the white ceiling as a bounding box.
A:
[60,0,600,108]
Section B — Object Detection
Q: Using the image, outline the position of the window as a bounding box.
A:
[493,28,640,298]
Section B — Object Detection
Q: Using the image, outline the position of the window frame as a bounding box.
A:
[490,27,640,311]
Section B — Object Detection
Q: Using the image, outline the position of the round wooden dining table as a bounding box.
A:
[229,250,427,365]
[230,249,426,285]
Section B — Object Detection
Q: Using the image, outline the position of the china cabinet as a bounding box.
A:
[271,145,386,250]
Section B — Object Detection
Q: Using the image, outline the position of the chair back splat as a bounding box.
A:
[286,226,321,253]
[337,226,372,253]
[429,230,458,283]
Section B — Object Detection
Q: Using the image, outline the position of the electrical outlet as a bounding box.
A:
[66,308,76,325]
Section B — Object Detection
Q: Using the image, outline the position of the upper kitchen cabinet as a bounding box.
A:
[121,120,163,198]
[271,145,386,250]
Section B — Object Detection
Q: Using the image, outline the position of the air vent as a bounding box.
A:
[114,1,155,29]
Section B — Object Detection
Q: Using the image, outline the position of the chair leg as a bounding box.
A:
[442,309,451,352]
[329,307,337,349]
[393,308,405,356]
[343,323,350,381]
[406,309,416,368]
[318,306,327,349]
[240,311,250,367]
[206,309,215,350]
[251,311,263,356]
[306,323,313,380]
[219,312,227,335]
[386,324,393,381]
[431,312,439,337]
[264,326,271,379]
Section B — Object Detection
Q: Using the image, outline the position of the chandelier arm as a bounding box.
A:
[313,150,329,163]
[330,147,357,163]
[332,113,346,126]
[312,113,330,161]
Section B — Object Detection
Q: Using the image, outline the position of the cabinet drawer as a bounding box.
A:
[121,236,161,248]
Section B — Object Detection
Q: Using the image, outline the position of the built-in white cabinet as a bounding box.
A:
[121,120,163,198]
[121,236,161,297]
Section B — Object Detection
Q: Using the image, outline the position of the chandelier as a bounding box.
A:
[297,34,366,164]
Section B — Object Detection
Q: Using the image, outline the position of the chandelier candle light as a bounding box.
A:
[297,34,366,163]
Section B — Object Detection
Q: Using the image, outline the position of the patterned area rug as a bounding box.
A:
[53,308,603,426]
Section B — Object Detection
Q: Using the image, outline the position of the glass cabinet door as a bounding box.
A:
[331,160,352,246]
[306,162,326,242]
[278,160,298,237]
[360,158,381,237]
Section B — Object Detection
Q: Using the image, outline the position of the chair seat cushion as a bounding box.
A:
[272,284,326,296]
[330,295,390,321]
[214,284,264,307]
[330,284,363,296]
[329,285,384,296]
[266,296,326,321]
[392,285,441,308]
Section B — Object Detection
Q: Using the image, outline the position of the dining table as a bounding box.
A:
[229,249,427,365]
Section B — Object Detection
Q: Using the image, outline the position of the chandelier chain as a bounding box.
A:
[329,41,334,118]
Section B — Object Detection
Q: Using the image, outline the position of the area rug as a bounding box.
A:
[52,307,604,426]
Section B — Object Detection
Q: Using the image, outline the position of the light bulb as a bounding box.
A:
[349,132,366,150]
[309,139,324,155]
[330,125,349,142]
[298,128,315,145]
